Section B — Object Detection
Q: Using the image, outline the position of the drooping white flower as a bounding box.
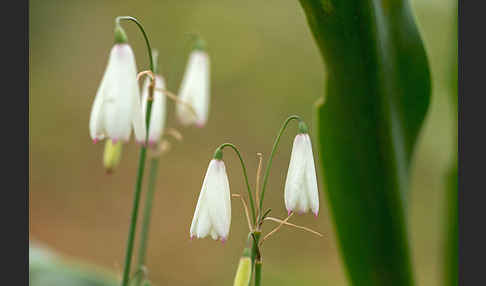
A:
[190,159,231,241]
[284,132,319,216]
[176,48,210,127]
[89,34,146,144]
[141,75,166,146]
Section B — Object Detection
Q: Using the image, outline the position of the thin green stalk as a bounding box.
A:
[116,16,154,72]
[134,46,161,286]
[115,16,155,286]
[217,143,256,224]
[249,231,261,286]
[258,115,302,215]
[134,157,160,286]
[254,261,262,286]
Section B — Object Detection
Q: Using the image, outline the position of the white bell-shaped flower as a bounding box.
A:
[89,37,146,144]
[190,159,231,241]
[176,48,210,127]
[141,75,166,146]
[284,131,319,216]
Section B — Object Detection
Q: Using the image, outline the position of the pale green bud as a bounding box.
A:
[103,140,122,173]
[233,248,251,286]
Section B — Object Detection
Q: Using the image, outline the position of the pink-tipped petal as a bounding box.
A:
[314,211,319,217]
[112,138,118,144]
[221,237,227,244]
[190,235,195,240]
[287,209,292,216]
[93,138,99,144]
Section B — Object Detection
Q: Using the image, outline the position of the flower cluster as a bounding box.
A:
[89,25,210,148]
[189,119,320,242]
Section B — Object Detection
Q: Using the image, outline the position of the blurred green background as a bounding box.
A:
[29,0,456,285]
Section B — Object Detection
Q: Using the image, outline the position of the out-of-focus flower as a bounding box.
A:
[103,139,122,173]
[89,26,146,144]
[141,75,166,146]
[232,248,252,286]
[176,40,210,127]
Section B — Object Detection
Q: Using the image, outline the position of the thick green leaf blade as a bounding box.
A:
[298,0,431,285]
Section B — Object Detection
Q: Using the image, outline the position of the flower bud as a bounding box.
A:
[232,248,251,286]
[103,139,122,173]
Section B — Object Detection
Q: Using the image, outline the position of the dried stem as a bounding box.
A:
[259,212,294,246]
[264,216,323,237]
[232,194,253,232]
[154,87,198,118]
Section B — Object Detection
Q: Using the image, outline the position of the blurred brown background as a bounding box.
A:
[29,0,456,285]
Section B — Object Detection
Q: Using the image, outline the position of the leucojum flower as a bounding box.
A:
[141,74,167,146]
[176,39,210,127]
[89,25,146,144]
[189,117,323,286]
[189,149,231,242]
[284,121,319,216]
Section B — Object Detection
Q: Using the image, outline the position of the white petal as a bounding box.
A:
[102,44,139,142]
[190,159,231,240]
[284,134,305,211]
[303,134,319,215]
[89,64,110,142]
[284,134,317,214]
[142,75,167,145]
[131,83,146,144]
[176,51,210,127]
[206,160,231,239]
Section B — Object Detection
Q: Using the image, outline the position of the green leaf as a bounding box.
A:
[298,0,431,285]
[30,243,119,286]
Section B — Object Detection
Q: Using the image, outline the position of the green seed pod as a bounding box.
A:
[103,139,122,173]
[233,248,251,286]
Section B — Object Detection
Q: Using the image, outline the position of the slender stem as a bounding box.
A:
[116,16,156,286]
[258,115,302,216]
[116,16,154,72]
[254,260,262,286]
[249,231,261,285]
[255,153,263,220]
[121,147,148,286]
[217,143,256,224]
[134,157,160,286]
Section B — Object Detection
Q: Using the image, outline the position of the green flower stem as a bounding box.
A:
[115,16,156,286]
[217,143,256,224]
[134,51,161,286]
[258,115,302,217]
[254,260,262,286]
[116,16,154,72]
[134,157,160,286]
[249,231,261,286]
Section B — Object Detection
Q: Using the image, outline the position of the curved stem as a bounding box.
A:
[258,115,302,217]
[134,157,160,286]
[115,16,156,286]
[217,143,256,225]
[116,16,154,72]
